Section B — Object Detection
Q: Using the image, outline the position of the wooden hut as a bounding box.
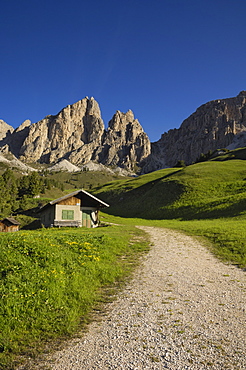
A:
[38,189,109,228]
[0,217,21,232]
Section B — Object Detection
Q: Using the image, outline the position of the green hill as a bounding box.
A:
[93,160,246,220]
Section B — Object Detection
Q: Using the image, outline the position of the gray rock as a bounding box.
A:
[16,98,151,172]
[148,91,246,169]
[2,91,246,174]
[0,119,14,140]
[94,110,151,171]
[5,119,31,157]
[19,98,104,164]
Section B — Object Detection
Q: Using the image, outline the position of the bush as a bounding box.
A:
[174,160,186,168]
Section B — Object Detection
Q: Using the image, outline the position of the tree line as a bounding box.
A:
[0,169,64,218]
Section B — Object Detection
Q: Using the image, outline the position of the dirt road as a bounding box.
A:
[21,227,246,369]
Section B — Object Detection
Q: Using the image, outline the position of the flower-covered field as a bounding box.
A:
[0,225,149,369]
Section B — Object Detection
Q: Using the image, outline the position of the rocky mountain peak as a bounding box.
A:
[0,97,150,172]
[108,109,138,131]
[1,92,246,174]
[0,120,14,140]
[0,119,30,157]
[85,96,101,117]
[93,109,151,171]
[15,119,31,132]
[145,91,246,171]
[17,97,105,164]
[237,90,246,97]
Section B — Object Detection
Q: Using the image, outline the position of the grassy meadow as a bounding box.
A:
[94,159,246,268]
[1,156,246,368]
[94,160,246,220]
[0,225,149,369]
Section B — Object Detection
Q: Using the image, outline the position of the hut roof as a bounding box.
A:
[2,217,21,225]
[38,189,109,212]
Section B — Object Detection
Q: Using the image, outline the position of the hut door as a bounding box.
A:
[82,210,92,228]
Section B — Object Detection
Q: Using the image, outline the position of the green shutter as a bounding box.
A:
[62,210,74,220]
[68,210,74,220]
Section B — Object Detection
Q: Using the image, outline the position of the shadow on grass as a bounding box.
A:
[104,196,246,221]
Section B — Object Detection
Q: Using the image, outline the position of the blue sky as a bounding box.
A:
[1,0,246,142]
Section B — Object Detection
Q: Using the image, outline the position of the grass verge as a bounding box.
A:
[101,213,246,268]
[0,224,149,369]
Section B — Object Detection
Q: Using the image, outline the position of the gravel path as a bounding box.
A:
[26,227,246,369]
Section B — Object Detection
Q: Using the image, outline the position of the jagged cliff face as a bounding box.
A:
[3,97,151,171]
[0,120,14,140]
[93,110,151,169]
[3,120,32,157]
[1,92,246,173]
[147,91,246,169]
[18,98,105,164]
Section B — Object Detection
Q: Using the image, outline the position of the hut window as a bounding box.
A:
[62,210,74,220]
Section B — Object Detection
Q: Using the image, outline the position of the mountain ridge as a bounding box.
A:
[1,92,246,173]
